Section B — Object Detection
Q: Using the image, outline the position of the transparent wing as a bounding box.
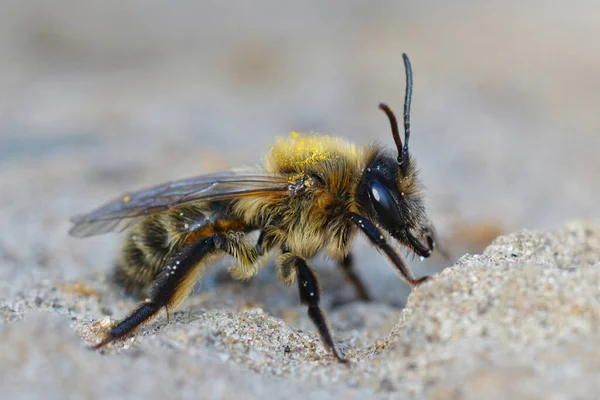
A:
[69,171,290,238]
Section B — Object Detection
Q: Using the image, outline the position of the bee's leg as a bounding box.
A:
[256,230,269,256]
[338,253,371,301]
[255,229,279,257]
[92,235,219,349]
[348,213,429,287]
[276,253,348,363]
[223,232,263,280]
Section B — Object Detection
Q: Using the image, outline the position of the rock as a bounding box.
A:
[0,222,599,399]
[383,222,600,398]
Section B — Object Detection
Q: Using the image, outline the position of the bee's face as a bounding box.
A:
[356,152,435,258]
[353,53,438,258]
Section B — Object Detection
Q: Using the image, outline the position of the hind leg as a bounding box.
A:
[94,232,259,348]
[112,205,223,295]
[94,235,219,348]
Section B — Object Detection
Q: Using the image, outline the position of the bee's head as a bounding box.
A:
[355,54,436,258]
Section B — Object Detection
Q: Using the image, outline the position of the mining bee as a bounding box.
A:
[70,54,439,363]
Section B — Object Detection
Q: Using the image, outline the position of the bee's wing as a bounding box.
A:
[69,171,290,238]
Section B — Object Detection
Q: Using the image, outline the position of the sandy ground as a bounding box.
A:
[2,222,599,399]
[1,1,599,399]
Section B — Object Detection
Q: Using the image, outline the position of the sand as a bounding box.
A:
[1,222,599,399]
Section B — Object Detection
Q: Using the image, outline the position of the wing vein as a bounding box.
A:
[69,171,290,237]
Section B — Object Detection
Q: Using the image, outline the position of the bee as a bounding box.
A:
[70,53,439,363]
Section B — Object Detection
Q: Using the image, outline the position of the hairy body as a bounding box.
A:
[70,54,438,362]
[116,134,419,297]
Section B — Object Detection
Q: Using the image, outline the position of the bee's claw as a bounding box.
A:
[90,336,113,350]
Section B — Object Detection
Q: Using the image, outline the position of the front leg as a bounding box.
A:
[348,212,429,287]
[276,253,348,363]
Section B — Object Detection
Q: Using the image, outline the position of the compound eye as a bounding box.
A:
[368,181,402,227]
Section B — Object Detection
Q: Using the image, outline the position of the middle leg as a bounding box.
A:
[277,253,348,363]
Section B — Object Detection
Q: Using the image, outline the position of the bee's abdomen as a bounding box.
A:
[114,216,172,294]
[113,204,217,294]
[113,203,250,294]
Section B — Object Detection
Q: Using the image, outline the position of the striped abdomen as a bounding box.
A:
[114,202,247,294]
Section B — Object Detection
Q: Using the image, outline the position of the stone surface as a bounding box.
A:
[1,223,599,399]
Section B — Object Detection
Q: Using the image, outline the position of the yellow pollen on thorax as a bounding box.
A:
[269,132,355,171]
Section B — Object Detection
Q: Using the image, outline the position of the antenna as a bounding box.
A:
[378,103,403,164]
[378,52,414,169]
[401,53,412,160]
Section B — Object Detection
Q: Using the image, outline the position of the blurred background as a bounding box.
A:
[1,1,599,305]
